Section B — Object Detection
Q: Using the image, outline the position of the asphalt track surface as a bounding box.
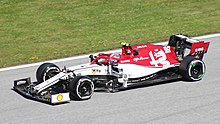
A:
[0,35,220,124]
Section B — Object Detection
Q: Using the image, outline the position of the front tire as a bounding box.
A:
[69,76,94,100]
[179,56,206,81]
[36,63,60,83]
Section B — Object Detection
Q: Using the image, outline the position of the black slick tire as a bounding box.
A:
[69,76,94,100]
[179,56,206,81]
[36,63,60,83]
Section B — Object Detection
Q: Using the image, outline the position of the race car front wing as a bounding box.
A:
[13,77,70,104]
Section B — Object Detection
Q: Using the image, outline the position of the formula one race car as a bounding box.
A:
[14,34,210,104]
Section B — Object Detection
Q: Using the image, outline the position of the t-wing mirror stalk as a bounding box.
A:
[89,55,97,63]
[89,55,94,62]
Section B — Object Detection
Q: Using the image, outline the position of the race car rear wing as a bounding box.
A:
[190,41,210,56]
[187,40,210,59]
[169,34,210,60]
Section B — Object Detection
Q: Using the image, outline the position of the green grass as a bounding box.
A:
[0,0,220,68]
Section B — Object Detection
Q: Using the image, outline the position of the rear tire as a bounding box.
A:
[36,63,60,83]
[69,76,94,100]
[179,56,206,81]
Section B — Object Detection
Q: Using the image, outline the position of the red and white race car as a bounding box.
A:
[14,34,210,104]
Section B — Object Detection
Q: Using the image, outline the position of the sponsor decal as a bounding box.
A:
[137,45,147,48]
[128,75,155,83]
[92,69,101,74]
[120,60,130,63]
[57,94,63,101]
[192,47,206,55]
[133,57,149,62]
[92,69,96,74]
[195,47,204,52]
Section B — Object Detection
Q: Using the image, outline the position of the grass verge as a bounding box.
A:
[0,0,220,68]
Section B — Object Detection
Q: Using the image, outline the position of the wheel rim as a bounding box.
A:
[43,67,60,81]
[189,60,205,80]
[79,83,92,96]
[76,79,94,99]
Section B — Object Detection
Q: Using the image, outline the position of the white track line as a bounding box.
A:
[0,33,220,72]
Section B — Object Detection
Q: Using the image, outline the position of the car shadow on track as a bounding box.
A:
[11,78,194,105]
[95,78,184,93]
